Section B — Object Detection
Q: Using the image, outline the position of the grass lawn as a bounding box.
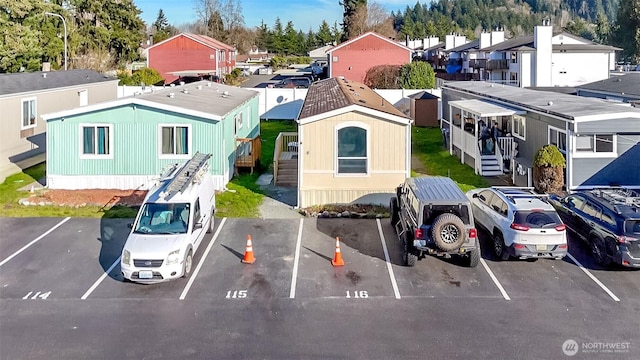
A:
[412,126,488,193]
[0,122,485,218]
[216,120,297,218]
[0,163,136,218]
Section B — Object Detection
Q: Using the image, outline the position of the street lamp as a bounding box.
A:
[44,11,67,70]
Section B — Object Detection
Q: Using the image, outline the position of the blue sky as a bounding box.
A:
[135,0,422,32]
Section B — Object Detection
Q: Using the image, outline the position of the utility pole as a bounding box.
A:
[44,12,68,70]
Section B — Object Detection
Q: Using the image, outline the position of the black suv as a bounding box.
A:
[390,176,479,267]
[549,188,640,268]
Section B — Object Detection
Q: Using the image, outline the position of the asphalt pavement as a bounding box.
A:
[0,216,638,359]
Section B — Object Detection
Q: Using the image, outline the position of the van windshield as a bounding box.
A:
[134,202,190,235]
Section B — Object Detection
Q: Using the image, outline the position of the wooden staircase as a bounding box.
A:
[276,158,298,187]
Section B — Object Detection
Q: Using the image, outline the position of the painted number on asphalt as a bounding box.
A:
[345,290,368,299]
[225,290,248,299]
[22,291,52,300]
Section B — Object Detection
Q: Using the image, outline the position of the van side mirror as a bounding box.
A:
[127,223,133,229]
[194,222,203,230]
[472,193,479,198]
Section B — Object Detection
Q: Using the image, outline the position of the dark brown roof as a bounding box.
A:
[298,77,407,120]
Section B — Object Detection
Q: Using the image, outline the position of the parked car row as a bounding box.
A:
[391,176,639,270]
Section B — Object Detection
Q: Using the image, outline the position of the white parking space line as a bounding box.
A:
[81,256,121,300]
[289,218,304,299]
[566,253,620,302]
[179,217,227,300]
[0,217,71,268]
[479,259,511,301]
[376,219,401,299]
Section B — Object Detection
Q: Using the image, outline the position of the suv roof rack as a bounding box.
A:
[589,187,640,213]
[492,186,550,203]
[160,152,212,200]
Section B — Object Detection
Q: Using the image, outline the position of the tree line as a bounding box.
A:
[1,0,638,74]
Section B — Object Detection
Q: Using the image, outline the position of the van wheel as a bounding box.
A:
[207,208,215,234]
[182,250,193,278]
[432,213,466,251]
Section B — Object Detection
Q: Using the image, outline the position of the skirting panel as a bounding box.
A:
[47,174,228,191]
[300,188,395,208]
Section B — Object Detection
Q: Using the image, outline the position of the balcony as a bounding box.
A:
[487,59,509,70]
[469,59,486,69]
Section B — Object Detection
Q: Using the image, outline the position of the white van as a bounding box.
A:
[121,152,215,283]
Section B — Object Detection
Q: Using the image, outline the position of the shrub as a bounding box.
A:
[398,61,436,89]
[533,145,566,194]
[363,65,401,89]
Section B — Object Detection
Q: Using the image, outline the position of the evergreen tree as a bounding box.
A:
[611,0,640,62]
[154,9,169,32]
[340,0,367,41]
[316,20,333,46]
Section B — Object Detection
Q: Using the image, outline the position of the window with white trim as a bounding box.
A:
[160,125,190,156]
[21,98,36,129]
[512,115,526,140]
[548,126,567,153]
[80,124,112,157]
[235,112,243,134]
[575,134,615,154]
[336,126,367,174]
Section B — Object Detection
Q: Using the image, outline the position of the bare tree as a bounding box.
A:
[350,1,396,39]
[194,0,221,33]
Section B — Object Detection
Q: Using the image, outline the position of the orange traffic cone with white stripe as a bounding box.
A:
[331,237,345,267]
[241,235,256,264]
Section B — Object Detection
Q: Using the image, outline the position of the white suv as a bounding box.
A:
[466,187,567,260]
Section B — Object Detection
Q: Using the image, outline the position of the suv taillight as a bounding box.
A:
[469,228,477,238]
[617,236,638,244]
[415,228,423,239]
[510,223,530,231]
[555,224,566,231]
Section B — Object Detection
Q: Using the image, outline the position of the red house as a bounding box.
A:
[326,32,412,83]
[146,33,236,84]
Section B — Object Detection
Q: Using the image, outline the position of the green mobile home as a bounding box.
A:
[42,81,260,190]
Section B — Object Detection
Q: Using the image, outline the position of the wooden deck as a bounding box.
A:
[279,151,298,160]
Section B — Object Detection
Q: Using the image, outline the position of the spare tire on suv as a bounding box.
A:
[431,213,467,251]
[391,176,479,268]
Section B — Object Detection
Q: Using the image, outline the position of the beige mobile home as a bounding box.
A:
[0,70,118,182]
[294,77,412,208]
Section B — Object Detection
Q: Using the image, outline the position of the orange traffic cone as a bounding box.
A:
[331,237,345,267]
[241,235,256,264]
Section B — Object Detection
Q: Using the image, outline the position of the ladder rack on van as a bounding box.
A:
[161,152,212,200]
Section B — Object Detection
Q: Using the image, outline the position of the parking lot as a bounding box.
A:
[1,216,638,359]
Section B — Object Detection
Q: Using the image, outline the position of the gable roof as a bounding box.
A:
[447,39,480,53]
[298,77,410,125]
[147,33,234,52]
[42,80,258,122]
[0,70,117,97]
[576,73,640,97]
[408,91,439,100]
[443,81,640,122]
[327,32,412,53]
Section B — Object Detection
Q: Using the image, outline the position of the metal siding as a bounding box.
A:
[517,112,567,161]
[331,36,411,83]
[47,105,225,177]
[577,117,640,133]
[572,135,640,188]
[148,35,218,84]
[299,110,408,206]
[1,82,117,169]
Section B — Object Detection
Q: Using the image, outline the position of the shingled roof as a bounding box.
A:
[0,69,117,97]
[298,77,409,123]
